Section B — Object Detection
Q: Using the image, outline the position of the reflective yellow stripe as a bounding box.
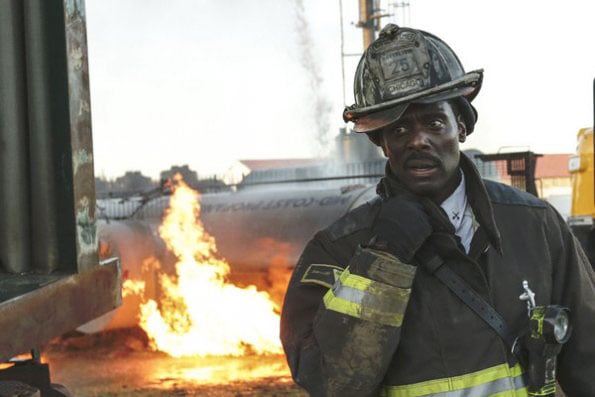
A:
[322,285,405,327]
[382,363,528,397]
[339,268,374,289]
[530,306,546,339]
[338,269,412,299]
[528,382,556,396]
[322,268,410,327]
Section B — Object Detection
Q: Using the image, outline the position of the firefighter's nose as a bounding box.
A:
[407,130,431,150]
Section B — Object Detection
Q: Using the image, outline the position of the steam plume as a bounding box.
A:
[292,0,333,153]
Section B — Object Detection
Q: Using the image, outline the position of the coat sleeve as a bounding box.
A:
[280,231,417,396]
[546,207,595,396]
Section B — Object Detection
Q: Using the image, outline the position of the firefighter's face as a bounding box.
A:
[380,101,467,203]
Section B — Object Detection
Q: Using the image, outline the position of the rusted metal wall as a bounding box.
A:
[25,0,75,274]
[0,0,119,361]
[0,0,97,275]
[64,0,98,272]
[0,259,120,361]
[0,0,32,273]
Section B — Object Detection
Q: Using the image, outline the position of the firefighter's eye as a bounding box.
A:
[428,119,445,129]
[391,126,407,135]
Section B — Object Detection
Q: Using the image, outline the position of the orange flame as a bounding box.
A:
[138,175,283,357]
[122,279,145,298]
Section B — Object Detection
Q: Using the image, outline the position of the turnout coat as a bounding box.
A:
[280,154,595,396]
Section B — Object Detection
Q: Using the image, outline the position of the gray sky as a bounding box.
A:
[85,0,595,179]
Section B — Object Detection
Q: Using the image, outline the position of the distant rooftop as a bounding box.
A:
[239,158,321,171]
[535,154,571,179]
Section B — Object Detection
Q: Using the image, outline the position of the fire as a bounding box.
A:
[122,279,145,297]
[138,175,283,357]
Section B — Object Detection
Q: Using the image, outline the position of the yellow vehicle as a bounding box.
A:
[568,127,595,264]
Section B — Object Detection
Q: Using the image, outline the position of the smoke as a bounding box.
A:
[292,0,333,153]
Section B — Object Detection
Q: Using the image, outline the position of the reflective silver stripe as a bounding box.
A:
[513,373,528,390]
[332,283,365,303]
[418,373,527,397]
[323,269,411,326]
[332,279,408,316]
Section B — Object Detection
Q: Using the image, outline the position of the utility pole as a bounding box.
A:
[357,1,411,49]
[358,0,378,49]
[340,1,410,106]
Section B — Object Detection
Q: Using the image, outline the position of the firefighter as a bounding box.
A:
[280,24,595,396]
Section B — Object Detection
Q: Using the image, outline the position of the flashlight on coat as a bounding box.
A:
[518,281,571,397]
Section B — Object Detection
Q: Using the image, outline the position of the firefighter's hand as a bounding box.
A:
[370,195,432,263]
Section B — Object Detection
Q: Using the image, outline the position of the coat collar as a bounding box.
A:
[377,152,502,253]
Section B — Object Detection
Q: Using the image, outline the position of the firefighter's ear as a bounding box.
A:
[366,131,387,156]
[457,114,467,143]
[380,141,388,157]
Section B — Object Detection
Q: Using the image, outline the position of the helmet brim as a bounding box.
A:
[352,103,408,133]
[351,85,475,133]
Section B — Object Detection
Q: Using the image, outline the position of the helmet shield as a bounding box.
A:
[344,24,482,133]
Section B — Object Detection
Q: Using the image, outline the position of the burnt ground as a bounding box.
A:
[42,328,307,396]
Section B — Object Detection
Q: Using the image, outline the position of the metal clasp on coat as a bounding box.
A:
[519,280,536,316]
